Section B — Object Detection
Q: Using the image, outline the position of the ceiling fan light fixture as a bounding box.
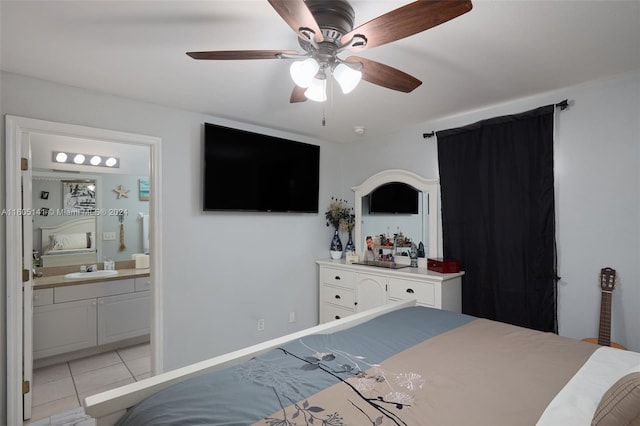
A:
[304,77,327,102]
[289,58,320,88]
[333,62,362,94]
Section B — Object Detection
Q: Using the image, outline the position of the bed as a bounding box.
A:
[84,300,640,426]
[39,216,97,267]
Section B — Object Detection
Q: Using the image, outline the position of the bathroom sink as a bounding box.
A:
[64,270,119,280]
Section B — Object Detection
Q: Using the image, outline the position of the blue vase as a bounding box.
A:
[330,228,343,259]
[345,230,355,254]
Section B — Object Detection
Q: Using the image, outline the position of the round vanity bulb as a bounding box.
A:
[73,154,85,164]
[105,157,118,167]
[90,155,102,166]
[55,152,68,163]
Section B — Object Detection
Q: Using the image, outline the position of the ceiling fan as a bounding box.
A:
[187,0,473,103]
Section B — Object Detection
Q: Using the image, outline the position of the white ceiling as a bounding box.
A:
[2,1,639,143]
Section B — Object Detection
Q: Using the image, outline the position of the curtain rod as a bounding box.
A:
[422,99,570,139]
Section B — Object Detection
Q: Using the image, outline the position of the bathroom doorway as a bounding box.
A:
[6,116,163,425]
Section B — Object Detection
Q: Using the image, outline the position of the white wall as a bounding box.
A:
[342,70,640,352]
[2,69,639,424]
[0,71,344,423]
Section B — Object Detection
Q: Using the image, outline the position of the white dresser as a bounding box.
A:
[317,259,463,323]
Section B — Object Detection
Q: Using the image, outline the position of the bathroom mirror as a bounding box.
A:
[353,169,439,260]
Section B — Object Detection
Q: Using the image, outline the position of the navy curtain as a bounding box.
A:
[437,105,557,332]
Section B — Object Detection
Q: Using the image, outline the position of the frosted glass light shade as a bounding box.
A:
[289,58,319,88]
[304,77,327,102]
[333,63,362,94]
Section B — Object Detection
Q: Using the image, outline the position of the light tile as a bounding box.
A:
[134,372,151,381]
[25,415,52,426]
[34,363,72,385]
[77,377,135,404]
[30,395,79,423]
[117,343,150,362]
[32,376,76,406]
[50,406,93,426]
[73,363,133,396]
[69,351,122,376]
[124,356,150,377]
[73,418,97,426]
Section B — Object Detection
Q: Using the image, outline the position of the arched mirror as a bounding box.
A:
[353,169,439,262]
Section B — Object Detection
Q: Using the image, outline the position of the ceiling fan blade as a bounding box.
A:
[268,0,324,43]
[290,85,307,103]
[346,56,422,93]
[187,50,300,60]
[341,0,472,50]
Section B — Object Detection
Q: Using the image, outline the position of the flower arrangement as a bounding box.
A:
[325,197,354,231]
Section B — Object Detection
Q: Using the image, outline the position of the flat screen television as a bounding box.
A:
[203,123,320,212]
[369,182,419,214]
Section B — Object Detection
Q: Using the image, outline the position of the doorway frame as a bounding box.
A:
[5,115,164,425]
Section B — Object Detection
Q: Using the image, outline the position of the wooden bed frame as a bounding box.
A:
[39,216,97,267]
[83,299,417,425]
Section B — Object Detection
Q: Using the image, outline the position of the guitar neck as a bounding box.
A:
[597,290,612,347]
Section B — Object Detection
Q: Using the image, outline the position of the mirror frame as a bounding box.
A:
[352,169,440,259]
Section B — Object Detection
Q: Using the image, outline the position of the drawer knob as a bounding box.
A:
[335,315,341,319]
[406,288,415,294]
[334,276,341,280]
[334,295,341,299]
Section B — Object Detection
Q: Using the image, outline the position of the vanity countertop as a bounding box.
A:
[34,268,150,289]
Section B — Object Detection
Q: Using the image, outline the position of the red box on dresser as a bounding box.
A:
[427,258,461,273]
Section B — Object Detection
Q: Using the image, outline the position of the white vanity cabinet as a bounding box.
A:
[98,290,150,345]
[318,260,463,324]
[33,277,150,359]
[33,297,98,359]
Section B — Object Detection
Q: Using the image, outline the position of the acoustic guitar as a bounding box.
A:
[582,267,626,350]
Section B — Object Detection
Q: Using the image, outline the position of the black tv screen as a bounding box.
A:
[369,182,419,214]
[203,123,320,212]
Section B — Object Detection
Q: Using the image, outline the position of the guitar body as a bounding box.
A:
[582,337,626,350]
[583,267,626,350]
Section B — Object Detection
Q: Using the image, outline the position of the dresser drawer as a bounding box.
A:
[388,278,435,306]
[322,267,356,288]
[321,285,356,308]
[322,303,355,322]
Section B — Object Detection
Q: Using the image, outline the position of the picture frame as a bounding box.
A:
[62,180,96,212]
[139,178,150,201]
[40,191,49,200]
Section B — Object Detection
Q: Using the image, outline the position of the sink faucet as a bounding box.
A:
[86,264,98,272]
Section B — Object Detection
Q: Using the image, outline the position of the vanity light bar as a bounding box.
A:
[52,151,119,168]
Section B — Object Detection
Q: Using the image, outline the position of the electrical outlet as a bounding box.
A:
[257,319,265,332]
[103,232,117,241]
[288,311,296,323]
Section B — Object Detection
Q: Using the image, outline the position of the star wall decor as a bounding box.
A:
[113,185,130,199]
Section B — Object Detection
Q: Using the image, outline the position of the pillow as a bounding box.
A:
[592,372,640,426]
[49,232,91,250]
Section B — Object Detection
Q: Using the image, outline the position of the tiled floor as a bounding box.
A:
[26,343,151,426]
